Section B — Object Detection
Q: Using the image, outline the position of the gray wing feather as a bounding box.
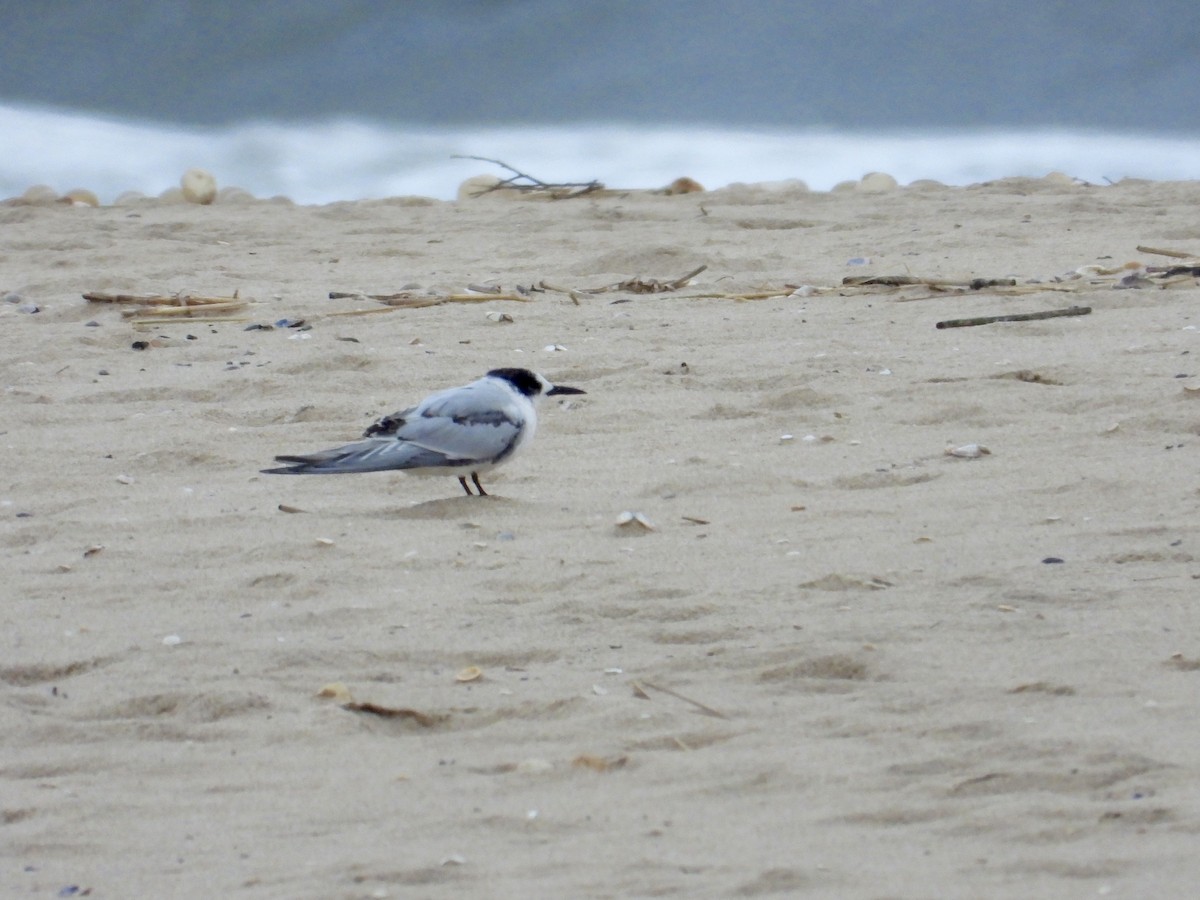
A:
[263,438,448,474]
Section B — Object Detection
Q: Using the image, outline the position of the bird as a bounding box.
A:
[262,367,585,496]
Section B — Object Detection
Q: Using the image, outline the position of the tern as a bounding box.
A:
[262,367,585,496]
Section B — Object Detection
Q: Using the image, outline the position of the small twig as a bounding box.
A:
[679,289,807,301]
[936,306,1092,329]
[130,316,250,326]
[843,275,1017,289]
[630,679,728,719]
[452,155,603,197]
[342,702,445,727]
[668,264,708,289]
[325,291,532,312]
[558,265,710,296]
[1136,244,1197,259]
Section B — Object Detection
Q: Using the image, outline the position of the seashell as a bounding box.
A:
[315,537,335,546]
[162,634,183,646]
[573,754,629,772]
[216,186,255,204]
[662,176,704,195]
[316,682,353,702]
[485,311,514,323]
[22,184,59,205]
[83,544,105,557]
[181,168,218,204]
[62,188,99,207]
[114,190,149,206]
[615,511,655,531]
[542,344,566,352]
[455,665,483,683]
[945,443,991,458]
[1041,171,1077,187]
[857,172,898,193]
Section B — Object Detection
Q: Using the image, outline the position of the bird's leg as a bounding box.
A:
[471,473,489,496]
[458,475,474,496]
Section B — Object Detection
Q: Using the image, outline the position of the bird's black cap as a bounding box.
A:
[487,367,585,398]
[487,368,544,396]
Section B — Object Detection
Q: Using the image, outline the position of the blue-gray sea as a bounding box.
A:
[2,2,1197,203]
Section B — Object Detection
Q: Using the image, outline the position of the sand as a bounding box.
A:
[3,175,1200,898]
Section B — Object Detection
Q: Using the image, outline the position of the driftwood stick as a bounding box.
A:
[84,291,244,306]
[131,316,250,326]
[121,301,245,317]
[1136,244,1197,259]
[936,306,1092,330]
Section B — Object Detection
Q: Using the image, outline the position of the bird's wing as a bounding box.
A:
[362,379,527,465]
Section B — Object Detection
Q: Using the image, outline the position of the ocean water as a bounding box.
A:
[2,103,1197,206]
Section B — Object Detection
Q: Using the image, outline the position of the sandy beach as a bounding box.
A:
[3,174,1200,898]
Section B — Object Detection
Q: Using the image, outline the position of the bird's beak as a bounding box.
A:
[546,384,586,396]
